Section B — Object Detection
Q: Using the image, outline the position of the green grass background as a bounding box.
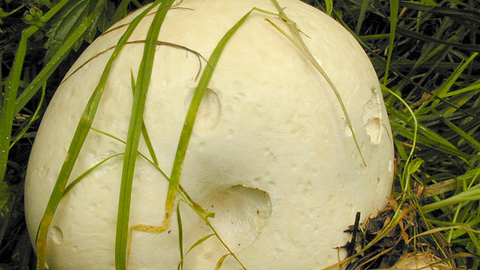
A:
[1,0,479,269]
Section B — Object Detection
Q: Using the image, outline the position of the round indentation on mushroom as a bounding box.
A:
[51,226,64,245]
[38,165,49,178]
[363,87,383,144]
[389,159,394,173]
[184,87,221,134]
[205,185,272,252]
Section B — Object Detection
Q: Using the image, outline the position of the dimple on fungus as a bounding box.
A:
[25,0,395,269]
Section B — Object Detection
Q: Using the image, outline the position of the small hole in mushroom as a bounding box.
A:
[51,226,63,245]
[376,177,381,187]
[184,87,221,134]
[205,185,272,252]
[363,87,383,144]
[203,252,213,260]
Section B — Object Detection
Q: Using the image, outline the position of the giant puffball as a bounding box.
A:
[25,0,395,269]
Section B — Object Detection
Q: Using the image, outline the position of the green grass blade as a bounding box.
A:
[435,53,478,99]
[381,84,418,192]
[341,23,479,121]
[9,83,45,150]
[400,1,480,23]
[141,123,160,166]
[383,0,399,84]
[422,187,480,213]
[177,224,215,269]
[355,0,371,35]
[443,81,480,97]
[440,116,480,152]
[34,2,160,269]
[62,153,124,196]
[177,187,214,219]
[416,53,478,114]
[324,0,333,16]
[267,0,367,166]
[90,127,169,180]
[177,203,184,270]
[389,109,460,151]
[185,233,214,258]
[1,27,38,192]
[159,8,254,236]
[0,0,70,210]
[115,1,175,269]
[206,223,246,269]
[214,254,229,270]
[14,0,107,114]
[130,70,159,166]
[109,0,132,26]
[61,40,205,84]
[395,27,480,52]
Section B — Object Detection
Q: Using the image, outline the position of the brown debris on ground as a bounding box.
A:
[341,195,460,270]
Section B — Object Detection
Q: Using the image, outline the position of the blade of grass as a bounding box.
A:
[177,203,184,270]
[9,83,46,150]
[0,0,70,192]
[14,0,109,114]
[332,14,480,123]
[324,0,333,16]
[388,109,468,158]
[214,254,229,270]
[400,1,480,24]
[130,71,159,166]
[34,2,161,270]
[422,187,480,213]
[439,115,480,152]
[184,233,215,258]
[159,8,255,239]
[109,0,132,27]
[382,84,419,193]
[443,82,480,97]
[62,40,205,84]
[266,0,367,166]
[62,153,124,195]
[371,43,478,122]
[355,0,371,35]
[383,0,399,84]
[89,127,170,180]
[416,53,478,114]
[395,27,480,52]
[177,220,214,270]
[127,10,259,269]
[205,220,247,269]
[115,0,175,269]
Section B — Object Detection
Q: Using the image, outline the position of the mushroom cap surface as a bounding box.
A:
[391,252,451,270]
[25,0,395,269]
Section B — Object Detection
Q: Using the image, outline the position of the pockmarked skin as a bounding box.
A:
[25,0,395,269]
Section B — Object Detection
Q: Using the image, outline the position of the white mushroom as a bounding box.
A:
[25,0,395,269]
[391,252,451,270]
